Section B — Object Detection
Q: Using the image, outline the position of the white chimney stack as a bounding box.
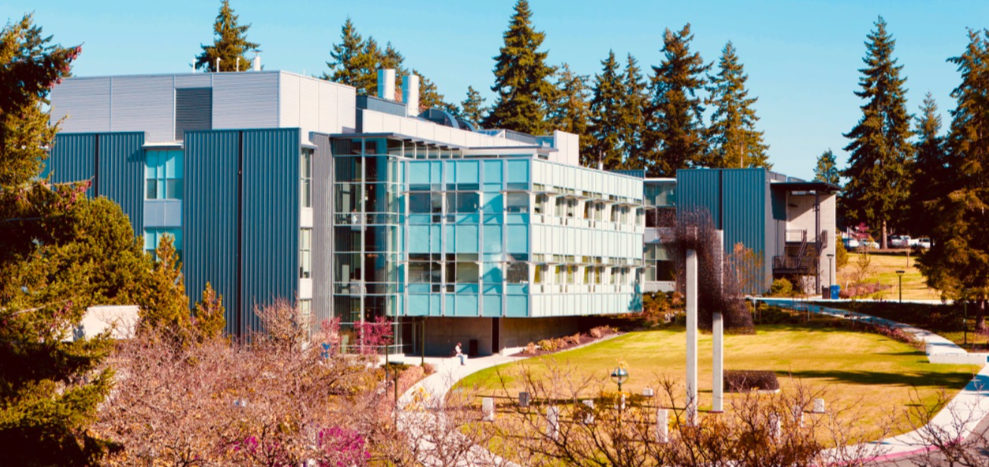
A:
[403,73,420,117]
[377,69,396,101]
[252,53,261,71]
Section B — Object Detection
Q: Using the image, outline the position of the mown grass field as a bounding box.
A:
[457,324,978,439]
[837,251,940,300]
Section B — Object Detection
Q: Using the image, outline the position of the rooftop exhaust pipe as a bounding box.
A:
[252,50,262,71]
[377,69,396,101]
[402,73,420,117]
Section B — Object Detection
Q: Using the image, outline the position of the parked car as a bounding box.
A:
[914,238,931,249]
[843,237,860,249]
[889,235,911,248]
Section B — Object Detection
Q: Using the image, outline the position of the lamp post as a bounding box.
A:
[827,253,835,299]
[896,270,905,303]
[611,366,629,394]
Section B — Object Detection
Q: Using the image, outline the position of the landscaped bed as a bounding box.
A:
[455,315,979,441]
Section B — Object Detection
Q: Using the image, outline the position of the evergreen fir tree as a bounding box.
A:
[588,50,624,168]
[322,18,364,87]
[0,16,127,465]
[460,86,487,127]
[645,24,711,176]
[483,0,557,135]
[378,42,406,100]
[548,64,592,157]
[705,42,770,169]
[904,93,947,238]
[194,0,259,73]
[918,29,989,328]
[840,17,913,249]
[620,54,649,170]
[813,149,840,185]
[350,37,381,96]
[415,69,446,112]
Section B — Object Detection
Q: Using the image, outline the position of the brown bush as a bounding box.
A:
[725,370,780,392]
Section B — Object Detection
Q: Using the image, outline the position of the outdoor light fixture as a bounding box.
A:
[827,253,835,299]
[611,365,629,393]
[895,270,905,303]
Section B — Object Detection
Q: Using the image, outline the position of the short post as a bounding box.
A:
[793,404,804,428]
[712,312,724,413]
[482,397,495,422]
[813,398,825,414]
[896,270,905,303]
[686,249,698,425]
[518,392,530,408]
[582,399,594,424]
[769,413,781,440]
[546,406,560,440]
[656,408,669,443]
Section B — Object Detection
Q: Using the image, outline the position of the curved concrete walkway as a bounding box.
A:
[756,298,989,462]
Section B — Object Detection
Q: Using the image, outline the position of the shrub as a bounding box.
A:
[835,234,849,268]
[589,326,615,339]
[524,342,538,355]
[768,278,793,297]
[537,339,558,352]
[724,370,780,392]
[422,363,436,374]
[565,333,582,346]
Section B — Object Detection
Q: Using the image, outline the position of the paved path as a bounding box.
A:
[756,298,989,462]
[392,352,526,467]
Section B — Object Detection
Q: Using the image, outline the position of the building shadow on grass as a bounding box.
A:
[786,369,976,388]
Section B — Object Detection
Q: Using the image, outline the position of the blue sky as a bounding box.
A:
[11,0,989,180]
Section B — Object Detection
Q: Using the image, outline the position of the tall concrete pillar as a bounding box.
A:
[686,249,698,425]
[712,312,724,413]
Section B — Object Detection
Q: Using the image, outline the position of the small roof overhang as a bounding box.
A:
[771,181,841,193]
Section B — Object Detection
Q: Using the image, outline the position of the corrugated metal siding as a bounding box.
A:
[109,76,174,142]
[299,78,320,142]
[312,133,333,327]
[212,73,279,130]
[50,78,111,132]
[174,74,212,89]
[721,169,766,255]
[184,130,240,336]
[241,128,300,333]
[97,132,145,233]
[48,134,96,194]
[676,169,721,225]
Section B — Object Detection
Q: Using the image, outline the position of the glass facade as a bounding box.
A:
[145,150,183,200]
[330,136,645,345]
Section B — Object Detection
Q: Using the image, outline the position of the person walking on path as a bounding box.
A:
[454,342,465,365]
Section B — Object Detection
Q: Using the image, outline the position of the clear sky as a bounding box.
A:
[11,0,989,180]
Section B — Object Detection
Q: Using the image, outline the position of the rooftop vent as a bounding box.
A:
[402,74,420,117]
[377,69,396,101]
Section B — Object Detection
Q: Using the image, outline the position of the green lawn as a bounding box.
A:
[458,324,978,438]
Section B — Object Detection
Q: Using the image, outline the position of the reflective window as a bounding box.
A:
[300,149,312,208]
[299,228,311,278]
[145,150,183,200]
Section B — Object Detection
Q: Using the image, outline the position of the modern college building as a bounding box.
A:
[46,66,835,355]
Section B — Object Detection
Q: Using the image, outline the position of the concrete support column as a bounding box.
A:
[712,311,724,413]
[686,249,698,425]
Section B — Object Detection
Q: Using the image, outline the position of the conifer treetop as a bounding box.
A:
[195,0,259,73]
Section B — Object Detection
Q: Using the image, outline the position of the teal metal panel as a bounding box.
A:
[241,128,300,333]
[48,134,96,195]
[721,169,767,255]
[184,130,240,336]
[97,132,145,233]
[676,170,720,226]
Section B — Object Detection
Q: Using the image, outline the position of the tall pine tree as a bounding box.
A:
[620,54,649,170]
[194,0,259,72]
[840,17,913,249]
[322,18,364,87]
[904,93,948,238]
[813,149,840,185]
[483,0,557,135]
[588,51,624,169]
[705,42,770,169]
[460,86,487,128]
[549,64,592,158]
[645,24,711,176]
[0,15,125,464]
[919,29,989,327]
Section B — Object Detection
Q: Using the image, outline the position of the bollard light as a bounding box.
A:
[896,270,905,303]
[611,365,629,393]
